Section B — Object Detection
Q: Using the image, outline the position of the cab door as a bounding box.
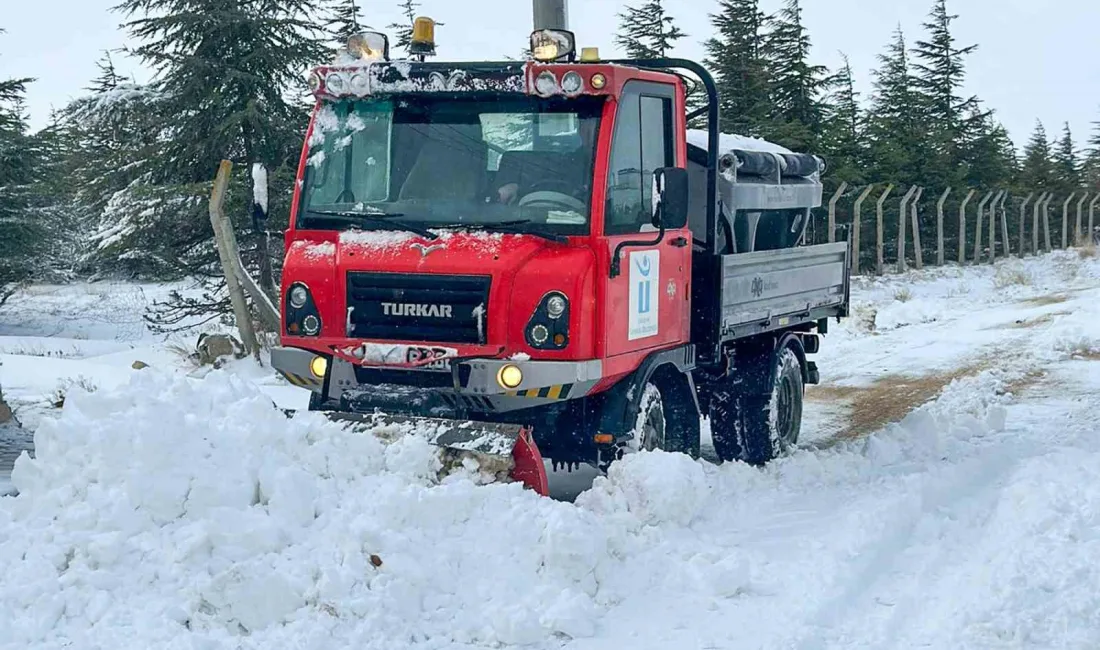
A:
[601,80,691,359]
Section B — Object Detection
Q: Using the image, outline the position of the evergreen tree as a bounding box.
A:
[704,0,770,138]
[615,0,686,59]
[387,0,420,56]
[1053,122,1080,192]
[864,27,923,184]
[819,54,864,184]
[1084,115,1100,189]
[912,0,981,183]
[115,0,328,183]
[960,109,1016,189]
[760,0,829,151]
[0,31,42,303]
[1021,120,1056,191]
[327,0,367,45]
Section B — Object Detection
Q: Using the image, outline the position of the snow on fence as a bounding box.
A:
[821,183,1100,275]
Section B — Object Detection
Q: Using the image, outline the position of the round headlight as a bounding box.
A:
[530,324,550,345]
[349,73,369,96]
[289,285,309,309]
[497,364,524,389]
[302,314,321,335]
[325,72,347,95]
[309,356,328,378]
[546,294,567,319]
[534,71,559,97]
[308,72,322,93]
[561,71,583,96]
[590,73,607,90]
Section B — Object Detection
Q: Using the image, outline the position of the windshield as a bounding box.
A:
[299,95,605,237]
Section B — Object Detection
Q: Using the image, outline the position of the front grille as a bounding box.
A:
[346,272,491,344]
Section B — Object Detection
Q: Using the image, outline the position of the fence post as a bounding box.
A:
[876,184,894,275]
[957,189,976,264]
[936,187,952,266]
[898,185,918,273]
[998,192,1011,258]
[973,191,994,265]
[827,181,848,244]
[988,190,1004,263]
[1043,193,1055,252]
[1033,192,1046,254]
[209,160,261,359]
[1017,193,1034,257]
[1090,194,1100,242]
[851,184,875,275]
[1075,192,1089,245]
[910,187,925,270]
[1061,193,1076,249]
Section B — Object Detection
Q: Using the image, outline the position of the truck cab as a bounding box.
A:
[272,26,850,470]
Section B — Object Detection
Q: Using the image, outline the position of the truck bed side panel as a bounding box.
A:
[719,241,849,340]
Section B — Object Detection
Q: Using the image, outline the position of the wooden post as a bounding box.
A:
[1061,193,1075,249]
[910,187,925,270]
[957,189,976,264]
[988,190,1004,263]
[1043,193,1055,252]
[973,191,994,265]
[1090,194,1100,243]
[827,181,848,244]
[1075,192,1088,245]
[851,184,875,275]
[875,184,894,275]
[209,160,261,358]
[936,187,952,266]
[897,185,918,273]
[1017,193,1034,257]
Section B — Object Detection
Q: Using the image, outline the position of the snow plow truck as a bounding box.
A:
[270,22,851,496]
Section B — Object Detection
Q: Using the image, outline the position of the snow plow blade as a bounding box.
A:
[316,412,549,496]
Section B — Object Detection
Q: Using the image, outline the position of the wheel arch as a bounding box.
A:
[595,345,700,436]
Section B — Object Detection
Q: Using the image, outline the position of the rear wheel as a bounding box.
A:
[711,346,804,465]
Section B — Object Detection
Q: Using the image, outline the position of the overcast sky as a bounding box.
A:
[2,0,1098,151]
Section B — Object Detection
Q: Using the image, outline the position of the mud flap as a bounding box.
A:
[315,412,550,497]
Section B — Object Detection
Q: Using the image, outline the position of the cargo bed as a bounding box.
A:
[717,241,849,340]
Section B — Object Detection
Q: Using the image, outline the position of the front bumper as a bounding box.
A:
[271,347,324,391]
[271,346,603,414]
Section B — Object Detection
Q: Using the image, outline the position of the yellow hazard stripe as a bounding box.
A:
[281,371,321,388]
[507,383,573,400]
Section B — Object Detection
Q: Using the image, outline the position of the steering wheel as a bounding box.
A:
[526,178,577,196]
[517,191,587,215]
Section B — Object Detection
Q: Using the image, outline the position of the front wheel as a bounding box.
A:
[623,377,701,458]
[711,346,804,465]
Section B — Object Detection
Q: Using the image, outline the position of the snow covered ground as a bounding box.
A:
[1,251,1099,648]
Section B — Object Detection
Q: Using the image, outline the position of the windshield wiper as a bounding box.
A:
[305,210,438,240]
[445,220,569,244]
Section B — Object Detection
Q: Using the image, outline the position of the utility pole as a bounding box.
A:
[533,0,568,30]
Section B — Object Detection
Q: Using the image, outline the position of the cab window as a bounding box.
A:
[605,81,675,235]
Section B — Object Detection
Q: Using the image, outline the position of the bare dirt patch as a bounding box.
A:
[806,359,993,447]
[1021,294,1070,307]
[987,310,1072,330]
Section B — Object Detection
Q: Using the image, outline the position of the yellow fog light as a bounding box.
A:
[310,356,328,379]
[497,364,523,389]
[590,73,607,90]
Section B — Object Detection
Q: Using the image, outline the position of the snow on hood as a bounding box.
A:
[338,228,509,253]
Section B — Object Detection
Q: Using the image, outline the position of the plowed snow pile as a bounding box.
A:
[2,251,1100,649]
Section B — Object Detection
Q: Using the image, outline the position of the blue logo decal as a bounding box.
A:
[635,256,652,277]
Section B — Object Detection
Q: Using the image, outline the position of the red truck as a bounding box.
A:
[271,24,850,495]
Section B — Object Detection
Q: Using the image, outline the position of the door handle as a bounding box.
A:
[669,236,689,248]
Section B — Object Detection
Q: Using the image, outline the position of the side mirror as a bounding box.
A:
[652,167,689,230]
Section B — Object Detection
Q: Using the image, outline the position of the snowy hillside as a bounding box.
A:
[2,251,1100,648]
